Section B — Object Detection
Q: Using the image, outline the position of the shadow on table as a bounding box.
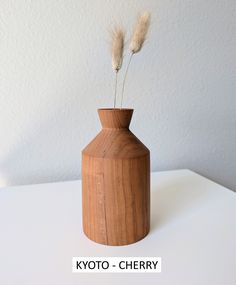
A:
[150,174,208,232]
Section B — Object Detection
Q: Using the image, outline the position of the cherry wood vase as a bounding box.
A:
[82,109,150,246]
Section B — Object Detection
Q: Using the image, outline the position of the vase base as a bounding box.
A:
[83,228,150,246]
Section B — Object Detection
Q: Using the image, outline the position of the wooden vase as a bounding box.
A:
[82,108,150,246]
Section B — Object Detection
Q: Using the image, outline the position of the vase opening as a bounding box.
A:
[98,108,134,129]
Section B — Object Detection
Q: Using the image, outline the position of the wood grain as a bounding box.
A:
[82,109,150,246]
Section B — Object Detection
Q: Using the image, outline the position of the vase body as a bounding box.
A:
[82,109,150,246]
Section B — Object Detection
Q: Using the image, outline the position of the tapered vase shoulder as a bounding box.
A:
[82,108,149,159]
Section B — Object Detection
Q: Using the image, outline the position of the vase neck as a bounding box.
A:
[98,109,133,129]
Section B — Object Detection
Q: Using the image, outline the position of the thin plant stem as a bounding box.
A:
[120,52,134,109]
[113,71,118,108]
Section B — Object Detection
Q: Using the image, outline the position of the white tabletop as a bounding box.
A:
[0,169,235,284]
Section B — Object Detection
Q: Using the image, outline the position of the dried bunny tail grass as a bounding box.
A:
[111,27,125,72]
[120,12,151,108]
[110,27,125,108]
[129,11,151,54]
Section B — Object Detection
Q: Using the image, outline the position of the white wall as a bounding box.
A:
[0,0,236,190]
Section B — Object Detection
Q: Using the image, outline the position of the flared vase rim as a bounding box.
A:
[98,108,134,111]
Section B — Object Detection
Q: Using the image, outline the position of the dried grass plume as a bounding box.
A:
[129,11,151,54]
[111,27,125,72]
